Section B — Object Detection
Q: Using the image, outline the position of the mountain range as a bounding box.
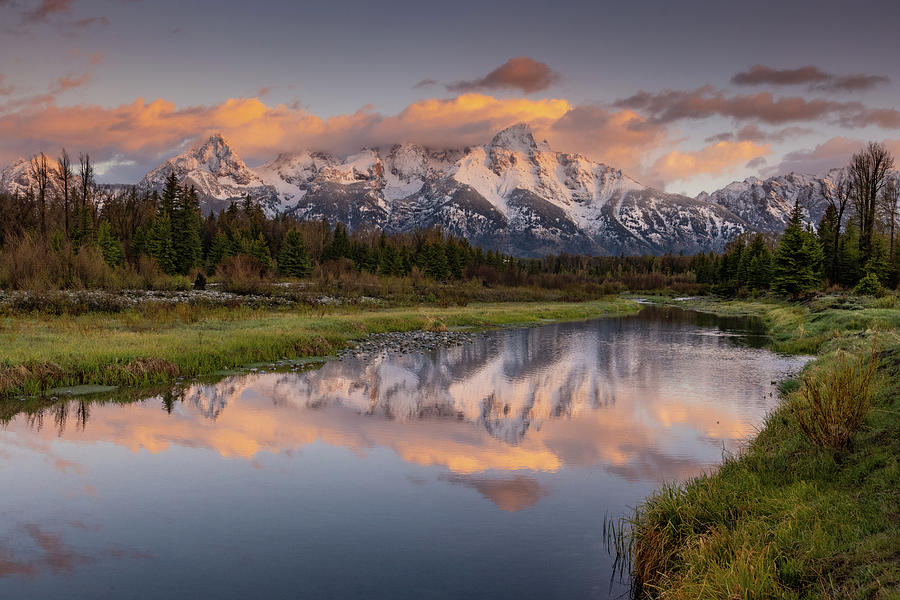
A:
[1,124,837,256]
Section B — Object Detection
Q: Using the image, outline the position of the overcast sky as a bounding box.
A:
[1,0,899,194]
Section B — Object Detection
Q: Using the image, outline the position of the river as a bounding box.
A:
[0,305,810,599]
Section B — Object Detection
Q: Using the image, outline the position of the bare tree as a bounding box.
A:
[78,152,94,212]
[849,141,895,260]
[55,148,73,239]
[880,174,899,258]
[29,152,51,237]
[825,171,853,280]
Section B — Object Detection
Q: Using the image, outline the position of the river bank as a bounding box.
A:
[627,295,900,599]
[0,298,639,399]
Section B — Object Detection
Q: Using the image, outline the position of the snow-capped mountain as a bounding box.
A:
[2,125,843,255]
[139,133,280,213]
[698,171,836,231]
[0,157,64,198]
[254,124,747,255]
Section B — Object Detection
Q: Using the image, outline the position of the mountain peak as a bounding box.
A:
[489,123,538,152]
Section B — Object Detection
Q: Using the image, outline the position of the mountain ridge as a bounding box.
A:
[2,126,839,256]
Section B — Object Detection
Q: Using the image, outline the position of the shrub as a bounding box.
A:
[215,255,270,295]
[790,348,878,449]
[853,272,883,297]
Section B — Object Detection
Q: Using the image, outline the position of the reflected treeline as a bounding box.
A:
[0,308,810,490]
[3,306,781,446]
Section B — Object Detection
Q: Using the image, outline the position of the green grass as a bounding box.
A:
[627,295,900,599]
[0,298,639,398]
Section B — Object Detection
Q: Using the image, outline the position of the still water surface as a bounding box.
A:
[0,306,809,599]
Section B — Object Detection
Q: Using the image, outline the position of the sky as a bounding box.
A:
[1,0,899,195]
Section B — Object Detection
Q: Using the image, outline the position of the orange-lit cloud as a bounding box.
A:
[0,93,572,163]
[652,140,771,182]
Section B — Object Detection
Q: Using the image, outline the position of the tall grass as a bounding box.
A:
[0,298,640,397]
[622,298,900,599]
[791,346,879,449]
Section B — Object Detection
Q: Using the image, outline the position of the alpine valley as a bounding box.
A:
[2,124,836,256]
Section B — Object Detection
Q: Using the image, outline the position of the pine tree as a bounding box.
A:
[237,232,272,268]
[324,222,351,261]
[745,234,771,290]
[96,221,124,267]
[147,212,178,274]
[771,201,823,297]
[817,204,839,282]
[171,184,202,275]
[206,231,234,274]
[278,229,313,278]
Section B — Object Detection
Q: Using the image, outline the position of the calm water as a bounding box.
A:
[0,306,809,599]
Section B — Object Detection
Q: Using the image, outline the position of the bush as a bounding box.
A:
[790,348,878,449]
[854,272,884,297]
[215,255,271,295]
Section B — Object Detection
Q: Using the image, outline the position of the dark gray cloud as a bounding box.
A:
[446,56,560,93]
[731,64,889,92]
[745,156,767,169]
[21,0,71,22]
[615,86,900,128]
[413,78,437,89]
[704,124,812,143]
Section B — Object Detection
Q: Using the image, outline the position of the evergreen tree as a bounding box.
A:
[171,184,202,274]
[420,242,449,279]
[96,221,124,267]
[817,204,839,282]
[147,212,178,274]
[378,244,403,276]
[278,229,313,278]
[771,201,823,297]
[324,222,351,261]
[745,234,771,291]
[206,231,234,274]
[237,232,272,268]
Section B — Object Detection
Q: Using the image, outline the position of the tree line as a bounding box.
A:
[0,142,897,297]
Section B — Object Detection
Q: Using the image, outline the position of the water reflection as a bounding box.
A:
[0,306,809,600]
[5,307,804,490]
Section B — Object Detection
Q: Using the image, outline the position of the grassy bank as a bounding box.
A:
[627,295,900,599]
[0,297,639,398]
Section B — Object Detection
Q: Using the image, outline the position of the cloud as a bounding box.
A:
[50,72,89,93]
[548,105,668,184]
[256,86,272,97]
[0,75,13,96]
[413,78,438,89]
[764,136,900,176]
[745,156,767,169]
[21,0,72,22]
[704,124,812,143]
[615,86,900,128]
[651,140,771,182]
[440,474,549,511]
[73,15,108,27]
[0,94,573,165]
[731,64,890,92]
[446,57,561,94]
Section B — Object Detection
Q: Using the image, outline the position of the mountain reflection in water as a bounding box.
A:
[0,306,810,600]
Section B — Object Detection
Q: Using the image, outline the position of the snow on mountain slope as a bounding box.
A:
[139,133,279,213]
[4,124,849,256]
[0,157,65,198]
[699,171,835,231]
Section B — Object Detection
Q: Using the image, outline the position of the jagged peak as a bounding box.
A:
[489,123,539,152]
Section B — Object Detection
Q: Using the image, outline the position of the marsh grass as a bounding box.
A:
[623,297,900,599]
[791,345,879,449]
[0,298,639,398]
